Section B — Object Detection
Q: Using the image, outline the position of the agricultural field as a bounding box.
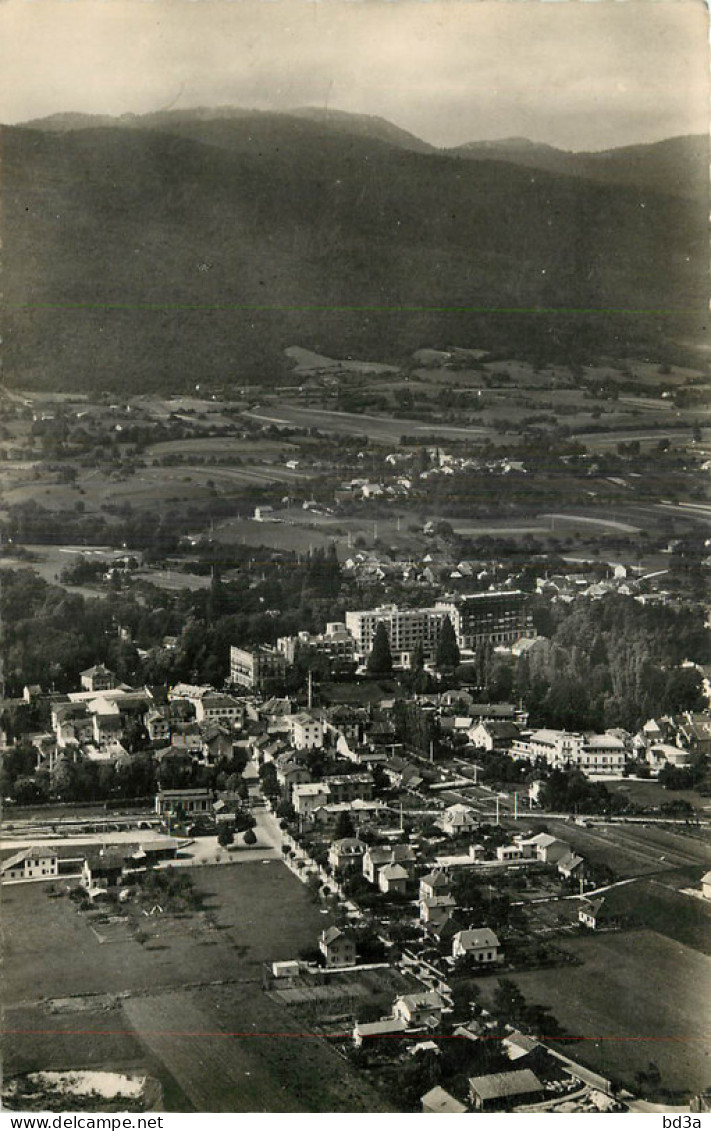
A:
[603,878,711,955]
[2,862,374,1111]
[243,404,489,443]
[485,930,711,1096]
[545,819,711,881]
[122,985,395,1112]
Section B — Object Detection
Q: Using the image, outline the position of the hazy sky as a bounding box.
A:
[0,0,707,150]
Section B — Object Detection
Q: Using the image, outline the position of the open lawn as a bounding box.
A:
[484,930,711,1096]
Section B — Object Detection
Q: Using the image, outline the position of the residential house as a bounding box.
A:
[194,692,242,726]
[363,843,416,884]
[700,872,711,901]
[81,852,127,893]
[89,698,124,746]
[200,724,233,765]
[677,713,711,757]
[229,645,287,691]
[393,991,444,1029]
[557,852,585,879]
[452,928,502,964]
[419,871,452,901]
[323,773,373,804]
[468,1070,544,1111]
[277,760,312,800]
[145,709,170,743]
[353,1017,408,1047]
[379,862,410,894]
[420,893,457,927]
[421,1087,468,1114]
[80,664,118,693]
[319,926,357,968]
[441,804,478,836]
[647,743,692,771]
[312,799,387,828]
[289,712,324,750]
[578,896,615,930]
[1,847,59,883]
[328,837,366,874]
[292,782,330,819]
[468,721,521,752]
[496,842,531,863]
[517,832,571,865]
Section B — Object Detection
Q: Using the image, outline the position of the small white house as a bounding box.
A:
[452,928,502,964]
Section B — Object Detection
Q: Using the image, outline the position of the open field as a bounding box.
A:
[2,863,328,1006]
[146,437,297,459]
[243,405,489,442]
[3,862,379,1111]
[490,930,711,1096]
[545,819,711,880]
[606,779,711,815]
[605,878,711,955]
[123,984,395,1112]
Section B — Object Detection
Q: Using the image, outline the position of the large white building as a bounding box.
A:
[344,605,448,666]
[344,591,534,665]
[229,645,287,691]
[289,711,324,750]
[511,729,627,775]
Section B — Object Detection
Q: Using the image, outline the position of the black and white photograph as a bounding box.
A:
[1,0,710,1116]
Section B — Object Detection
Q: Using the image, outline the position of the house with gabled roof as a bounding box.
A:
[557,851,585,879]
[517,832,571,865]
[421,1086,467,1114]
[319,925,357,968]
[469,1069,544,1111]
[393,990,444,1029]
[363,843,416,884]
[452,928,502,964]
[419,870,451,901]
[578,896,612,930]
[379,861,410,894]
[353,1017,408,1047]
[420,892,457,926]
[328,837,366,874]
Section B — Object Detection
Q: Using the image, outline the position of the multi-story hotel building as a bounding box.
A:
[344,604,449,666]
[229,644,287,691]
[436,591,534,650]
[345,591,534,665]
[511,729,627,775]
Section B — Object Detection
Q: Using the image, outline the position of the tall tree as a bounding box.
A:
[436,615,460,670]
[367,623,393,676]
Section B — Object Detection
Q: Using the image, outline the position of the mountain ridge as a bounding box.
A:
[3,113,707,392]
